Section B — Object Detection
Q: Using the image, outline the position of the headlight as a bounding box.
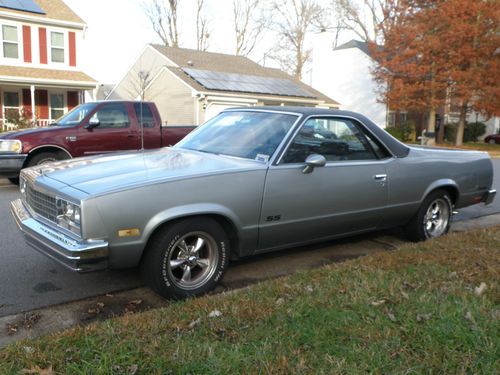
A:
[19,176,27,197]
[56,197,81,235]
[0,140,22,153]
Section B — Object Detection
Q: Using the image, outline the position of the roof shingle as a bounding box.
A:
[0,0,84,25]
[0,65,96,85]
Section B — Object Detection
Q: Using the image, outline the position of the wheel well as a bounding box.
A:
[141,214,241,264]
[24,146,71,167]
[433,185,459,206]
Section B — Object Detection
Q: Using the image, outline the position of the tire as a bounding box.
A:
[405,190,452,242]
[488,139,496,144]
[8,177,19,185]
[27,151,68,167]
[141,217,230,299]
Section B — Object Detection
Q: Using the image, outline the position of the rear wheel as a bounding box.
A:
[405,190,452,242]
[141,217,229,299]
[8,177,19,185]
[27,151,69,167]
[489,139,496,144]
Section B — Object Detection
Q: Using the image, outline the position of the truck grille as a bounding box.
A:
[26,185,58,222]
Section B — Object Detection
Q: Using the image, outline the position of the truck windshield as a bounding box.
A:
[175,111,298,161]
[53,103,98,127]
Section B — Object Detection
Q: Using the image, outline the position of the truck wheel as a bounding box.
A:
[405,190,452,242]
[27,151,68,167]
[141,217,230,299]
[8,177,19,185]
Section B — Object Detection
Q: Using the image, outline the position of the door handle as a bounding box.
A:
[374,174,387,182]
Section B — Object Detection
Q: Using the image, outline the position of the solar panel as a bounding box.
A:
[183,68,315,98]
[0,0,45,14]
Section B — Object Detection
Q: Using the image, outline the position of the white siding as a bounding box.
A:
[311,34,387,127]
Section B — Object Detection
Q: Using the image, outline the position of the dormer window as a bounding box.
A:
[2,25,18,59]
[50,31,64,63]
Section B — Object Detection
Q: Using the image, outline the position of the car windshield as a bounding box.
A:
[175,111,298,161]
[53,103,98,127]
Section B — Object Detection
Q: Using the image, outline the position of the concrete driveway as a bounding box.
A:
[0,159,499,319]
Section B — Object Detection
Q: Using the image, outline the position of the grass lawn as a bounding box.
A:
[1,227,499,374]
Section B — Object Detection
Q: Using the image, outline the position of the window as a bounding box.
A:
[50,32,64,63]
[283,117,387,163]
[90,103,130,128]
[134,103,155,128]
[3,92,20,119]
[50,93,65,120]
[2,25,18,59]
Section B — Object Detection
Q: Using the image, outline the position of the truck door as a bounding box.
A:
[75,103,139,156]
[133,102,161,149]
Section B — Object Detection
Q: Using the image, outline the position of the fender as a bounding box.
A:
[421,178,459,204]
[142,203,244,245]
[28,144,73,158]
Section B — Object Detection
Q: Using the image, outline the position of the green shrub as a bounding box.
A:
[445,122,486,143]
[385,120,415,142]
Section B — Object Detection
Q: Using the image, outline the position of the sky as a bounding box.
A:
[65,0,250,84]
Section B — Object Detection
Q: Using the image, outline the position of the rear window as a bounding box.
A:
[134,103,156,128]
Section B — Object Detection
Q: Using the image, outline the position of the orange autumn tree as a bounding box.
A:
[371,0,499,146]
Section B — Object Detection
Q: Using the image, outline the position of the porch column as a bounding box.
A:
[30,84,35,123]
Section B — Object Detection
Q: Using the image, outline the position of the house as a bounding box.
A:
[107,45,339,125]
[311,37,389,128]
[0,0,97,130]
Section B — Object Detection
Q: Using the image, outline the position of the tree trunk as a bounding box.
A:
[455,103,467,146]
[437,115,445,143]
[426,108,436,146]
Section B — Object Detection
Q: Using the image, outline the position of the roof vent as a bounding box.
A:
[187,60,194,66]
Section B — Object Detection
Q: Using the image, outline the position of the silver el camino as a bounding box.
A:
[11,107,496,298]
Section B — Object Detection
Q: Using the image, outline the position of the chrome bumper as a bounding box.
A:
[484,189,496,205]
[11,199,109,272]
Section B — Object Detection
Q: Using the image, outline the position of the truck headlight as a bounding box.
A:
[0,140,22,153]
[56,197,81,235]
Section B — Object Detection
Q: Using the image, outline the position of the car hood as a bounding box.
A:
[0,126,63,139]
[34,147,265,195]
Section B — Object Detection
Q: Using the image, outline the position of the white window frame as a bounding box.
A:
[49,30,65,64]
[1,23,19,60]
[49,92,66,120]
[2,90,21,121]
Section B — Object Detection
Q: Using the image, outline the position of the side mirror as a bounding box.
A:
[302,154,326,174]
[85,117,100,129]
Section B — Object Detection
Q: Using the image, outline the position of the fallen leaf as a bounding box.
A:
[416,313,432,322]
[23,346,35,354]
[208,309,222,318]
[96,302,105,308]
[304,285,314,293]
[448,271,458,279]
[465,311,473,321]
[106,294,114,298]
[128,364,139,375]
[474,282,487,296]
[188,318,201,329]
[387,312,397,322]
[21,366,55,375]
[401,291,409,300]
[371,299,386,306]
[128,300,143,306]
[275,298,285,306]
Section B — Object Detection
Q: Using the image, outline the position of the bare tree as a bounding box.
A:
[126,67,157,101]
[332,0,399,44]
[233,0,266,56]
[268,0,326,79]
[144,0,180,47]
[196,0,210,51]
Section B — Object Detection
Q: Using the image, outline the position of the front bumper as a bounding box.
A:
[0,154,27,177]
[11,199,109,272]
[483,189,496,205]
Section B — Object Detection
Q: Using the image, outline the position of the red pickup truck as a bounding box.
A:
[0,101,195,184]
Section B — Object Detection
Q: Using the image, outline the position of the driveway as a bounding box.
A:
[0,158,499,318]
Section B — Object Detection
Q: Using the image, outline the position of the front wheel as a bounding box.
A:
[405,190,452,242]
[488,139,496,144]
[141,217,230,299]
[27,151,69,167]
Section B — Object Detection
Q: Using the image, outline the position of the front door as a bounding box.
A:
[258,116,391,251]
[75,102,138,156]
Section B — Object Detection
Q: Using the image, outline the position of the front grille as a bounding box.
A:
[26,184,58,222]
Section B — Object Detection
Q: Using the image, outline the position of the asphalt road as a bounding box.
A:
[0,159,499,318]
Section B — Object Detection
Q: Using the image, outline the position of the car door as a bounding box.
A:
[258,116,391,251]
[75,103,139,156]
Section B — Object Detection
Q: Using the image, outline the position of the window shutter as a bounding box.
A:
[69,31,76,67]
[38,27,47,64]
[36,90,49,119]
[23,25,32,63]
